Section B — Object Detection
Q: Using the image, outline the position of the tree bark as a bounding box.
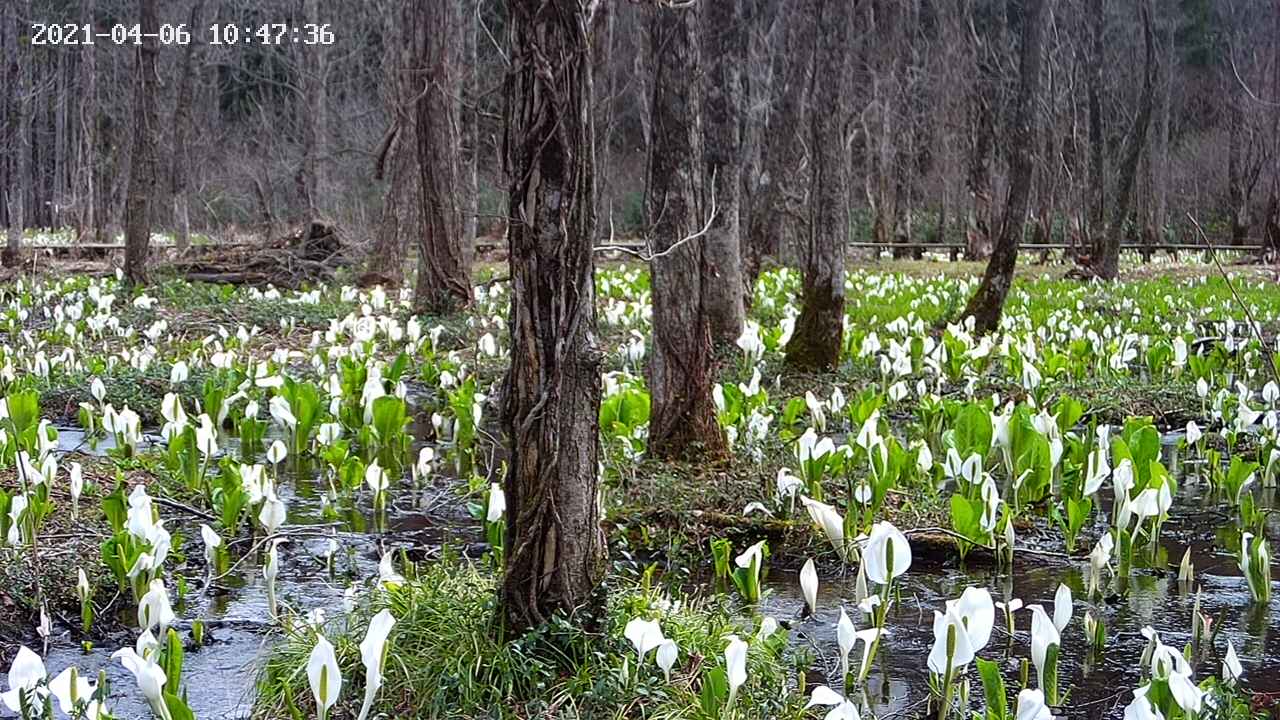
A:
[746,9,809,292]
[79,0,100,245]
[960,0,1047,333]
[298,0,329,216]
[965,0,1002,261]
[501,0,605,635]
[366,0,418,287]
[1095,0,1155,280]
[414,0,471,314]
[701,0,746,346]
[1268,3,1280,256]
[460,0,480,253]
[1086,0,1105,252]
[171,0,205,253]
[124,0,160,285]
[1227,77,1247,246]
[646,3,726,460]
[1154,12,1174,239]
[4,1,30,267]
[739,0,777,304]
[784,0,852,371]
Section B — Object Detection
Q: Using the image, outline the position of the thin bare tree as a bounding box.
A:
[124,0,160,285]
[960,0,1048,332]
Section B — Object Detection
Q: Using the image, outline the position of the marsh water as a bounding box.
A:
[30,429,1280,720]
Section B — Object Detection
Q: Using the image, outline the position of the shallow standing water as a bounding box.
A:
[34,424,476,720]
[745,439,1280,719]
[24,429,1280,720]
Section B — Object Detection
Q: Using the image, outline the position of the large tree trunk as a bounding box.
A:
[170,0,205,253]
[701,0,746,345]
[414,0,470,314]
[960,0,1047,333]
[501,0,605,635]
[646,4,726,460]
[784,0,851,371]
[124,0,160,285]
[1096,0,1155,280]
[745,8,809,293]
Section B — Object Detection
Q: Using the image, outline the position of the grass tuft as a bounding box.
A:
[255,555,808,720]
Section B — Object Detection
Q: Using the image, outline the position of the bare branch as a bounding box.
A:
[594,169,718,261]
[1228,39,1280,108]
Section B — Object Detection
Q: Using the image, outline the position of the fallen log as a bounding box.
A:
[163,221,354,288]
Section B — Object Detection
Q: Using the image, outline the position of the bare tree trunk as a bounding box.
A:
[171,0,205,253]
[369,126,415,287]
[414,0,470,314]
[746,9,808,291]
[1227,79,1247,246]
[966,0,1002,261]
[1154,13,1174,239]
[1096,0,1155,280]
[784,0,852,371]
[592,2,617,234]
[961,0,1047,333]
[4,0,30,267]
[701,0,746,345]
[298,0,329,216]
[79,0,99,245]
[1268,4,1280,257]
[739,0,776,303]
[647,4,726,460]
[460,0,480,253]
[501,0,605,636]
[124,0,160,285]
[366,0,418,287]
[1086,0,1105,252]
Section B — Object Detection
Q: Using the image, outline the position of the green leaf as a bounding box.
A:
[1053,395,1084,433]
[163,692,197,720]
[976,658,1009,720]
[699,667,728,718]
[1043,643,1059,705]
[710,538,731,584]
[955,404,993,458]
[162,628,185,695]
[102,484,128,534]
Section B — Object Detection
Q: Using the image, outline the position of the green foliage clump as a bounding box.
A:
[256,556,806,720]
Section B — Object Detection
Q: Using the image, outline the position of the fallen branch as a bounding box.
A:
[153,495,217,522]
